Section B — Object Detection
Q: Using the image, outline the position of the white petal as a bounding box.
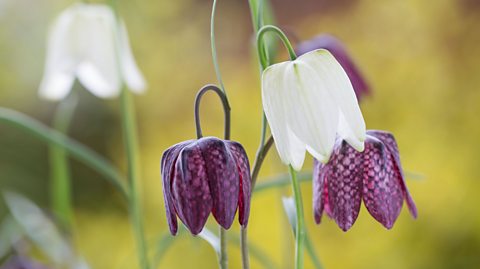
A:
[119,21,147,93]
[338,113,365,151]
[282,60,338,161]
[262,62,306,170]
[299,49,366,151]
[39,70,75,100]
[75,4,121,98]
[39,4,79,100]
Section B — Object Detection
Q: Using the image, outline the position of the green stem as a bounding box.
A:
[219,227,228,269]
[289,165,305,269]
[305,232,323,269]
[256,25,297,68]
[50,94,78,229]
[0,107,128,197]
[210,1,229,268]
[119,87,149,269]
[211,0,227,96]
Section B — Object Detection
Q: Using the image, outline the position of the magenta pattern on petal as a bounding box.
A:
[313,131,417,231]
[161,137,252,235]
[199,138,239,229]
[226,141,252,227]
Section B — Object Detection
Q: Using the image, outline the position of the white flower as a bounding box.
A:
[39,3,146,100]
[261,49,366,170]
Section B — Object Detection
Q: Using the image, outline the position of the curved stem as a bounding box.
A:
[256,25,297,69]
[211,0,227,97]
[194,84,231,140]
[289,165,305,269]
[194,84,230,269]
[50,94,78,229]
[0,107,128,197]
[120,87,150,269]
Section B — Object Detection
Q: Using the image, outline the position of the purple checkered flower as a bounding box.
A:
[161,137,251,235]
[296,34,370,101]
[313,130,417,231]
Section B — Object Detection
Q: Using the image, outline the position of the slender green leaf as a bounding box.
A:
[0,107,128,198]
[0,215,23,258]
[3,191,91,269]
[3,191,74,264]
[254,171,312,193]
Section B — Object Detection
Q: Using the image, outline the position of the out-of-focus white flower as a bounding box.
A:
[261,49,366,170]
[39,3,146,100]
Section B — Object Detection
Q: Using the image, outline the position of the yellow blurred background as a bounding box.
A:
[1,0,480,268]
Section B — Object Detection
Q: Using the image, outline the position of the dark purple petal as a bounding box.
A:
[296,34,370,101]
[313,159,330,224]
[327,140,364,231]
[172,142,212,235]
[225,141,251,227]
[161,140,193,235]
[362,136,404,229]
[367,130,418,218]
[198,137,240,229]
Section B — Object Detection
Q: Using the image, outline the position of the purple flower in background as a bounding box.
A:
[296,34,370,101]
[1,256,50,269]
[313,130,417,231]
[161,137,251,235]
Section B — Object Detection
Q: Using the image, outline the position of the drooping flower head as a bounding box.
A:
[262,49,366,170]
[296,34,370,101]
[39,3,146,100]
[313,130,417,231]
[161,85,251,235]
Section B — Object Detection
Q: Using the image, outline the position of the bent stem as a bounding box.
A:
[210,0,230,267]
[50,94,78,230]
[194,84,230,269]
[289,165,305,269]
[119,86,150,269]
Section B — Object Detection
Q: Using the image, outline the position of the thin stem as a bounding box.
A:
[50,94,78,229]
[194,84,230,269]
[289,165,305,269]
[305,232,323,269]
[210,0,235,266]
[119,86,150,269]
[219,227,228,269]
[251,135,274,187]
[242,1,276,267]
[256,25,297,69]
[194,84,231,140]
[0,107,128,197]
[211,0,227,97]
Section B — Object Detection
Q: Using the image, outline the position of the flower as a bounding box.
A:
[262,49,366,170]
[296,34,370,101]
[161,137,251,235]
[39,3,146,100]
[313,130,417,231]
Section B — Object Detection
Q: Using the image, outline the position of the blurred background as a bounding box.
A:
[1,0,480,268]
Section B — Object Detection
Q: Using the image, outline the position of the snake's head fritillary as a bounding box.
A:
[161,137,251,235]
[313,130,417,231]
